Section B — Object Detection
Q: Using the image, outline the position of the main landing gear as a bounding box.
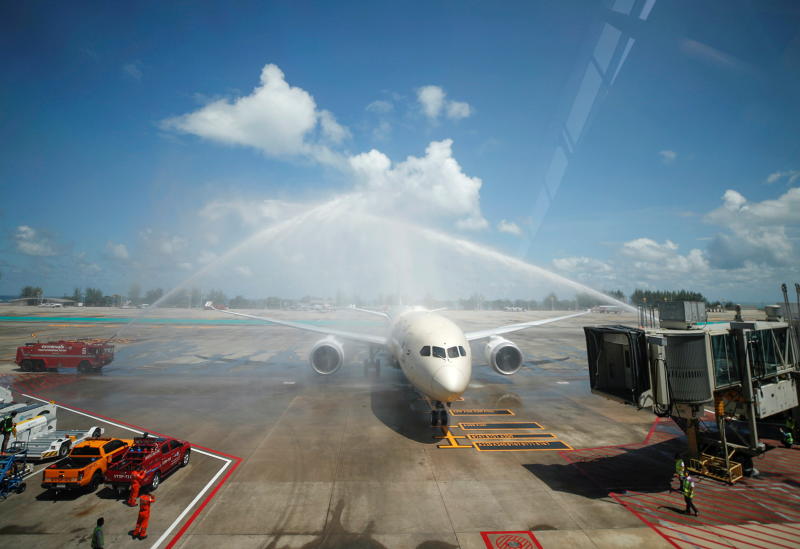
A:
[363,346,381,377]
[431,401,449,427]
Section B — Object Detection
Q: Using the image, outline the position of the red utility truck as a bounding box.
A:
[15,340,115,372]
[105,436,191,494]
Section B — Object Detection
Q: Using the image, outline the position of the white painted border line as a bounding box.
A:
[21,393,233,549]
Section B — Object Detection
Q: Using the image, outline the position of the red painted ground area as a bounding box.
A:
[560,418,800,549]
[481,530,543,549]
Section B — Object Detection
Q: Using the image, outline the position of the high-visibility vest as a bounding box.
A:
[682,478,695,498]
[1,417,12,433]
[675,458,685,474]
[787,417,796,431]
[91,526,104,548]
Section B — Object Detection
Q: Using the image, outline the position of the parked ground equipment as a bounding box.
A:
[15,340,115,372]
[11,412,103,461]
[0,445,31,499]
[42,437,133,494]
[105,436,190,495]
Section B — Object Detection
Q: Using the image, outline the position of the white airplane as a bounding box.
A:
[205,302,587,426]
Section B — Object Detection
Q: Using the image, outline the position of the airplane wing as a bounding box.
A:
[205,303,388,346]
[465,310,590,341]
[348,305,391,320]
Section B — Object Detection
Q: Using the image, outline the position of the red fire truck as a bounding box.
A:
[15,340,115,372]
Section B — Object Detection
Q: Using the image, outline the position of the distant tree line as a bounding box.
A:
[16,284,742,311]
[629,289,706,306]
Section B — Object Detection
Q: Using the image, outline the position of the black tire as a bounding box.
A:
[21,360,32,372]
[180,450,190,467]
[78,361,90,373]
[87,472,102,493]
[431,410,439,427]
[150,471,160,491]
[440,410,449,426]
[16,482,26,494]
[58,442,70,458]
[36,360,46,372]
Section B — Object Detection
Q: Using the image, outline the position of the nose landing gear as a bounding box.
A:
[430,401,450,426]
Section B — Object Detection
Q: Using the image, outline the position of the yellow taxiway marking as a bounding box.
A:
[449,408,514,416]
[473,439,573,451]
[466,433,557,440]
[434,426,473,449]
[458,421,543,430]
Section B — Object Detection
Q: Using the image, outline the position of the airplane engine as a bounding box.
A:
[309,337,344,375]
[484,336,523,375]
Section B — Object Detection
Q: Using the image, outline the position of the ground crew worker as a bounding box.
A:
[682,475,699,516]
[672,454,685,492]
[1,411,17,454]
[127,469,145,507]
[132,493,155,540]
[91,517,105,549]
[786,416,796,438]
[780,427,794,448]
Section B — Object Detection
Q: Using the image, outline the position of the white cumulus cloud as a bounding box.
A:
[162,64,343,161]
[705,187,800,267]
[200,198,304,226]
[553,256,613,274]
[765,170,800,186]
[621,238,709,273]
[318,110,350,144]
[348,139,487,230]
[417,85,473,121]
[497,220,522,235]
[446,101,472,120]
[366,100,393,113]
[14,225,58,256]
[106,241,129,260]
[658,150,677,164]
[122,62,142,81]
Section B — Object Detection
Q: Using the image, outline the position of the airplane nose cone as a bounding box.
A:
[432,367,467,401]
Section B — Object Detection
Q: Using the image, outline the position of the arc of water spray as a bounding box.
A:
[108,196,349,341]
[111,193,633,343]
[348,211,637,313]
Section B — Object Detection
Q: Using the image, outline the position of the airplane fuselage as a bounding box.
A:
[387,310,471,403]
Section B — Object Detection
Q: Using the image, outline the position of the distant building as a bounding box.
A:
[4,297,78,306]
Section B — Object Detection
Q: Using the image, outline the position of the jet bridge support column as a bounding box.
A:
[733,326,762,453]
[686,417,700,458]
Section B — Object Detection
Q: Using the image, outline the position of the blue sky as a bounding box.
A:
[2,1,799,303]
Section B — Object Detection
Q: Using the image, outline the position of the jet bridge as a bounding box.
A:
[584,305,800,482]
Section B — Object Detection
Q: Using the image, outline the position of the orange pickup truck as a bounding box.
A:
[42,437,132,493]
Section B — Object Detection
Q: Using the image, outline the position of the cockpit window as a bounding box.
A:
[420,346,430,356]
[458,346,466,357]
[432,346,446,359]
[447,346,459,358]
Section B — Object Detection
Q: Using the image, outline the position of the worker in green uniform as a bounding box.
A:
[682,476,699,516]
[672,453,685,492]
[780,427,794,448]
[91,517,104,549]
[786,415,796,437]
[1,411,17,454]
